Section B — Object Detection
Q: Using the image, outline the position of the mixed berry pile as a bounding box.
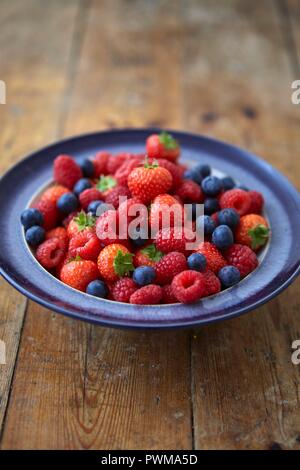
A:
[20,132,270,305]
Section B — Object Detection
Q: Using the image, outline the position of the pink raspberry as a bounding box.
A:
[171,270,206,303]
[154,251,187,285]
[130,284,162,305]
[111,278,137,303]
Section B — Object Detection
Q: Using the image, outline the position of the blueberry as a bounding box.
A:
[80,159,94,178]
[130,226,148,247]
[187,253,207,272]
[20,208,44,230]
[204,198,220,215]
[218,208,240,228]
[196,215,216,236]
[221,176,235,191]
[212,225,234,250]
[25,225,45,246]
[183,168,202,185]
[195,164,211,178]
[201,176,222,197]
[133,266,156,286]
[218,266,241,287]
[57,193,78,214]
[73,178,92,196]
[86,280,108,298]
[87,200,103,216]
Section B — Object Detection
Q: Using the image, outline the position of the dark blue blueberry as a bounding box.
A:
[236,184,249,191]
[218,208,240,228]
[196,215,216,237]
[195,164,211,178]
[80,159,95,178]
[57,193,78,214]
[187,253,207,272]
[183,168,202,185]
[204,198,220,215]
[221,176,235,191]
[87,200,103,216]
[130,226,148,247]
[133,266,156,286]
[25,225,45,246]
[86,280,108,298]
[21,208,44,230]
[212,225,234,250]
[201,176,222,197]
[73,178,92,196]
[218,266,241,287]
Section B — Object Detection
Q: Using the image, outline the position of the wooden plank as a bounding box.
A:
[1,0,193,450]
[0,0,81,442]
[182,0,300,449]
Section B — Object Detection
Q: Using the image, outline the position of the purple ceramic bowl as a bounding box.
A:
[0,128,299,329]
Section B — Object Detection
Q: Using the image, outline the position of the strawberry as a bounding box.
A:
[95,210,121,246]
[60,259,99,291]
[111,278,137,303]
[97,243,134,282]
[134,244,163,267]
[202,269,221,296]
[196,242,227,273]
[154,227,194,254]
[150,158,184,190]
[235,214,269,250]
[154,251,187,285]
[35,198,58,230]
[224,244,258,277]
[45,227,69,251]
[36,238,66,270]
[128,160,172,204]
[149,194,184,231]
[176,180,204,203]
[114,157,142,186]
[129,284,163,305]
[146,132,180,162]
[171,270,206,303]
[247,190,264,214]
[41,185,70,204]
[219,189,251,216]
[67,211,96,239]
[79,188,103,210]
[161,284,178,304]
[105,185,131,209]
[93,151,110,177]
[69,231,101,261]
[53,155,82,189]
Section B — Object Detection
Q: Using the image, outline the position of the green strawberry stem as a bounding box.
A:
[96,175,117,192]
[113,250,134,277]
[144,155,159,169]
[74,211,96,231]
[159,131,178,150]
[141,244,163,262]
[248,224,270,250]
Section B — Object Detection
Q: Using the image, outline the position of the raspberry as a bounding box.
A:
[79,188,103,210]
[224,244,258,278]
[93,151,110,177]
[196,242,227,274]
[154,251,187,285]
[149,194,184,231]
[105,185,131,209]
[161,284,178,304]
[36,238,66,269]
[171,270,206,303]
[35,198,58,230]
[69,231,101,261]
[107,152,130,174]
[118,196,144,224]
[96,210,120,246]
[115,158,142,186]
[129,284,162,305]
[202,270,221,296]
[41,185,70,204]
[176,180,204,203]
[111,278,137,303]
[154,227,194,254]
[53,155,82,190]
[247,190,264,214]
[219,189,251,216]
[45,227,69,251]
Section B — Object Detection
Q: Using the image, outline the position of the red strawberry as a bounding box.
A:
[150,158,184,190]
[154,227,194,254]
[171,270,206,303]
[60,259,99,291]
[129,284,162,305]
[235,214,269,250]
[53,155,82,189]
[36,238,66,270]
[97,243,134,282]
[35,198,58,230]
[176,180,204,203]
[45,227,69,251]
[69,231,101,261]
[105,185,131,209]
[114,157,142,186]
[202,270,221,296]
[41,185,70,204]
[134,244,163,267]
[196,242,227,273]
[95,210,121,246]
[161,284,178,304]
[219,189,251,216]
[146,132,180,162]
[93,151,110,177]
[247,190,264,214]
[79,188,103,210]
[224,244,258,278]
[67,212,96,239]
[154,251,187,285]
[128,160,172,204]
[111,278,137,303]
[149,194,184,231]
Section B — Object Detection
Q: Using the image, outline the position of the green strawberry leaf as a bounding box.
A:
[68,255,82,263]
[141,244,163,262]
[113,250,134,277]
[143,155,159,169]
[248,224,270,250]
[74,211,96,231]
[96,175,117,192]
[158,131,178,150]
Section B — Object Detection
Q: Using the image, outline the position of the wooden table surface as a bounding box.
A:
[0,0,300,450]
